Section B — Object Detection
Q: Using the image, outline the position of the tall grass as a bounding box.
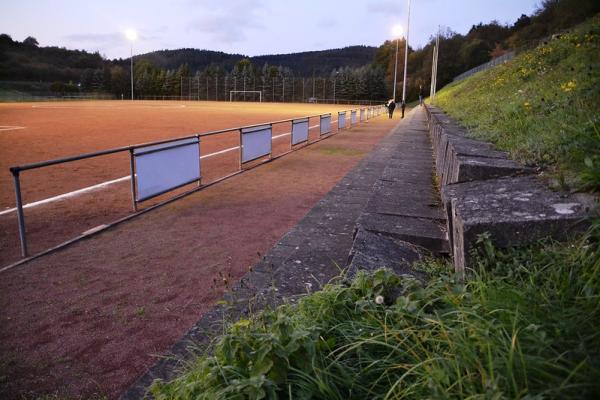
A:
[434,15,600,192]
[151,223,600,399]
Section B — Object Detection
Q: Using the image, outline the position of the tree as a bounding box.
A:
[91,69,104,91]
[0,34,14,45]
[109,66,128,97]
[80,68,95,90]
[513,14,532,31]
[490,43,509,59]
[23,36,38,46]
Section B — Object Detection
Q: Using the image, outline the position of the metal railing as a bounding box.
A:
[452,30,571,83]
[8,104,386,261]
[453,51,516,82]
[0,93,117,102]
[134,95,385,105]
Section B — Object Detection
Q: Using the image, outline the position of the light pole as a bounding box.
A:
[125,29,137,101]
[430,28,441,100]
[392,25,402,102]
[401,0,411,104]
[333,71,339,103]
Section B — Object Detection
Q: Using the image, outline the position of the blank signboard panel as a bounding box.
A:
[292,118,309,145]
[351,110,357,124]
[338,112,346,129]
[134,137,200,201]
[320,115,331,135]
[242,125,272,163]
[360,109,365,121]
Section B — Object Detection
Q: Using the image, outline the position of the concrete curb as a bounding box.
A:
[424,105,594,276]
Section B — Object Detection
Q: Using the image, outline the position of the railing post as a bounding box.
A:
[11,169,28,258]
[129,149,138,212]
[289,120,293,150]
[239,129,243,171]
[269,123,273,160]
[197,135,202,187]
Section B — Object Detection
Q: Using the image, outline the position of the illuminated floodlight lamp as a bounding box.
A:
[125,28,138,42]
[391,24,403,101]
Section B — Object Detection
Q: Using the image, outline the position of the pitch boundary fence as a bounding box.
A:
[453,51,515,82]
[7,105,386,265]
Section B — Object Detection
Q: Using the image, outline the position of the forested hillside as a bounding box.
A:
[435,15,600,192]
[374,0,600,101]
[132,46,377,77]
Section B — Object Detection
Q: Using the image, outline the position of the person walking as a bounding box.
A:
[419,85,424,106]
[387,99,396,119]
[401,101,406,118]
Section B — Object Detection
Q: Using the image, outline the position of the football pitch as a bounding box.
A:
[0,100,371,265]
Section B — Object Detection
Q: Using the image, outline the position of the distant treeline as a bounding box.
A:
[0,0,597,101]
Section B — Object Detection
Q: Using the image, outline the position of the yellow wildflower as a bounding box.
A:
[560,80,577,92]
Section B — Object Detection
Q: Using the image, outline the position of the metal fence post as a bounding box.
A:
[239,129,243,170]
[129,149,138,212]
[197,135,202,186]
[269,124,273,159]
[11,169,28,258]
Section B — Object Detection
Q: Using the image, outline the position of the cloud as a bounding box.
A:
[366,1,403,15]
[315,18,338,30]
[64,32,123,44]
[185,0,264,44]
[64,29,164,49]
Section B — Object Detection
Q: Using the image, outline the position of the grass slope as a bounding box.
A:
[151,225,600,399]
[434,15,600,192]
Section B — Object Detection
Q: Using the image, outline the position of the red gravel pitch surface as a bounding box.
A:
[0,101,399,399]
[0,101,359,266]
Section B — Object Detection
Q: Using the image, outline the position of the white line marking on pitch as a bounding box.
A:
[31,105,186,110]
[0,126,25,131]
[0,176,130,216]
[200,146,238,159]
[0,121,338,216]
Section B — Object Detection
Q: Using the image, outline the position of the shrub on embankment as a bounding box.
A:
[434,15,600,193]
[151,223,600,399]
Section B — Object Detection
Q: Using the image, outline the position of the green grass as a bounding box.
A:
[434,15,600,192]
[151,222,600,399]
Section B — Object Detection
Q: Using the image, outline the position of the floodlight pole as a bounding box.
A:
[333,71,339,103]
[130,43,134,100]
[431,28,441,100]
[393,37,399,101]
[430,38,435,99]
[333,77,336,103]
[401,0,411,104]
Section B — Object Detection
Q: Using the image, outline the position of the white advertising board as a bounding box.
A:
[292,118,309,145]
[360,108,366,122]
[351,110,357,125]
[320,115,331,135]
[242,124,271,163]
[338,112,346,129]
[134,137,200,202]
